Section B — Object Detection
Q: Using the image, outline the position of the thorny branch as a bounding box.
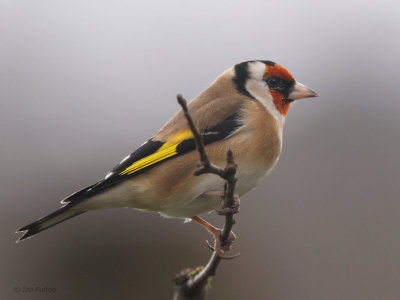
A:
[173,94,240,300]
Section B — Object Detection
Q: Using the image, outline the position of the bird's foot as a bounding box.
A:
[203,190,240,216]
[206,229,239,259]
[192,216,239,259]
[216,195,240,216]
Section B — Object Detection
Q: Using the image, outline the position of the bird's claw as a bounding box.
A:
[205,230,239,259]
[215,195,240,216]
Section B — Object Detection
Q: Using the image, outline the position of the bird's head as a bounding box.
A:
[232,60,318,118]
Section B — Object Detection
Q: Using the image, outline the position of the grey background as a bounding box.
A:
[1,0,400,299]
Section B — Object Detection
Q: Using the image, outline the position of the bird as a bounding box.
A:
[17,60,318,250]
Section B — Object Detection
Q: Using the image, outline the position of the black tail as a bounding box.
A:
[16,204,86,242]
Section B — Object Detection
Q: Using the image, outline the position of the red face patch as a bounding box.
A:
[269,90,290,117]
[263,64,294,82]
[263,63,293,117]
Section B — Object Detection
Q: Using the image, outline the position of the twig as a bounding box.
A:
[176,95,227,179]
[173,94,239,300]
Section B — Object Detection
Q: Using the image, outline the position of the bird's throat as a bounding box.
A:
[270,90,290,117]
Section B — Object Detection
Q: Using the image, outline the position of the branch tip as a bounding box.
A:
[177,94,187,107]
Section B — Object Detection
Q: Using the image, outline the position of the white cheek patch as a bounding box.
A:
[245,79,285,124]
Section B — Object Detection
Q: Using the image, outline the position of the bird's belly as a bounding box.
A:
[159,164,273,218]
[158,174,224,218]
[235,167,271,196]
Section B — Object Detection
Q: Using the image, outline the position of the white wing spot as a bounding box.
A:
[105,172,113,180]
[120,155,130,164]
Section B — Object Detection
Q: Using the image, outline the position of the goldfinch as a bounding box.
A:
[17,60,318,242]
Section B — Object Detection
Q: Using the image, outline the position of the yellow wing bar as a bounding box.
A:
[119,130,194,176]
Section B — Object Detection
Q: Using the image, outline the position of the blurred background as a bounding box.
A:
[1,0,400,299]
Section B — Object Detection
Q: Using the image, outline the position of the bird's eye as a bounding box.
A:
[266,76,287,92]
[267,77,279,88]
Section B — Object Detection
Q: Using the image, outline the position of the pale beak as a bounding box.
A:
[287,82,319,101]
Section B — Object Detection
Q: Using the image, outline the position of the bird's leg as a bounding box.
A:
[203,190,241,215]
[191,216,236,257]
